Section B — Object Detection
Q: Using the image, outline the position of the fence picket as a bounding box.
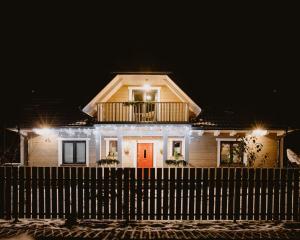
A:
[189,168,195,220]
[150,168,155,220]
[221,168,228,220]
[143,168,149,220]
[71,168,77,217]
[182,168,189,220]
[45,167,51,218]
[19,167,25,218]
[260,168,267,220]
[234,168,241,220]
[228,168,234,220]
[254,168,261,220]
[286,169,293,220]
[57,168,63,219]
[12,167,18,220]
[90,168,96,219]
[209,168,215,220]
[136,168,142,220]
[156,168,162,220]
[110,168,117,219]
[25,167,32,218]
[84,167,90,219]
[124,168,130,220]
[38,167,45,219]
[176,168,182,220]
[202,168,208,220]
[241,168,248,220]
[248,168,254,220]
[293,169,299,221]
[280,168,287,220]
[273,169,280,220]
[163,168,169,220]
[51,167,57,218]
[0,167,4,219]
[77,168,84,219]
[129,168,135,220]
[103,168,109,219]
[267,168,274,220]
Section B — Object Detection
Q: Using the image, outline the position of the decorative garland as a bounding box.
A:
[165,159,188,166]
[97,159,120,166]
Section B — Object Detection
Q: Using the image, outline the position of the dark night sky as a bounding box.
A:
[1,4,299,128]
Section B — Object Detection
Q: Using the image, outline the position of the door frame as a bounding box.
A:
[134,140,157,168]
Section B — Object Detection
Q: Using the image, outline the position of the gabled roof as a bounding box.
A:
[82,73,201,117]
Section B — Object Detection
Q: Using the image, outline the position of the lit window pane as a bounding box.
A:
[64,143,73,163]
[221,143,231,163]
[76,142,86,163]
[109,141,118,154]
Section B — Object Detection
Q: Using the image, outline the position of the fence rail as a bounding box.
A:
[0,167,299,221]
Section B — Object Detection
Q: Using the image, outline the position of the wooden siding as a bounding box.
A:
[189,134,278,167]
[27,132,96,167]
[106,85,182,103]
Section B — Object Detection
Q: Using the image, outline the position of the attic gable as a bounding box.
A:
[83,74,201,117]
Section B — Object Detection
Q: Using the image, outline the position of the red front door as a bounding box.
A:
[137,143,153,168]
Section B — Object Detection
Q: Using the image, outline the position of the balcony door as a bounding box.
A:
[129,87,160,122]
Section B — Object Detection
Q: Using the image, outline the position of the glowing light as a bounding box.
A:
[146,95,152,101]
[143,83,151,91]
[251,129,268,137]
[33,127,53,136]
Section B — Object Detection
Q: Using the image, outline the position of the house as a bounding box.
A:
[14,73,287,168]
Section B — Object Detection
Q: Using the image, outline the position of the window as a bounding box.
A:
[172,141,182,156]
[62,141,86,164]
[132,89,158,102]
[105,139,118,159]
[220,141,243,166]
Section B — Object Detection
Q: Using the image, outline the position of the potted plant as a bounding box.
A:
[165,150,187,167]
[97,151,119,167]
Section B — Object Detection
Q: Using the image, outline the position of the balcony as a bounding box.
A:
[96,102,189,123]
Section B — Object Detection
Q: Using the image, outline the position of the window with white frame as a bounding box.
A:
[105,138,118,159]
[62,141,86,164]
[168,138,184,159]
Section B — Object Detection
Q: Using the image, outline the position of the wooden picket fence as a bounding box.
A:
[0,167,299,221]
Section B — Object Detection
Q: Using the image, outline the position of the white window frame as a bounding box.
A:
[216,138,247,167]
[58,138,89,166]
[168,137,185,160]
[104,137,118,157]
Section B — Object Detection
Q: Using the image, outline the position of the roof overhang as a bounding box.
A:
[82,73,201,117]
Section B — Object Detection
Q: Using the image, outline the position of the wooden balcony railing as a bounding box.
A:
[96,102,189,122]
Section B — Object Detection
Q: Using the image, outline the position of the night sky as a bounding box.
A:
[1,4,299,129]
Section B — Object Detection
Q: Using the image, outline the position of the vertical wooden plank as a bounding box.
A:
[111,168,117,219]
[267,168,274,220]
[77,168,84,219]
[234,168,241,220]
[202,168,208,220]
[241,168,248,220]
[143,168,149,220]
[44,167,51,218]
[103,168,109,219]
[57,168,63,219]
[150,168,155,220]
[208,168,215,220]
[215,168,221,220]
[273,169,280,220]
[25,167,32,218]
[182,168,189,220]
[38,167,44,219]
[124,168,130,220]
[195,168,202,220]
[248,168,254,220]
[96,168,102,219]
[221,168,228,220]
[163,168,169,220]
[254,168,261,220]
[51,167,57,219]
[280,168,287,220]
[18,167,25,218]
[129,168,135,220]
[12,167,18,220]
[84,167,90,219]
[90,168,96,219]
[32,168,38,218]
[64,167,70,218]
[0,167,4,219]
[71,168,77,217]
[169,168,175,220]
[116,168,123,219]
[189,168,195,220]
[156,168,162,220]
[176,168,182,220]
[260,168,267,220]
[228,168,235,220]
[286,168,293,220]
[293,169,299,221]
[136,168,142,220]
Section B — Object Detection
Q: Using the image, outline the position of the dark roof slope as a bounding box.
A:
[193,107,295,130]
[12,98,94,129]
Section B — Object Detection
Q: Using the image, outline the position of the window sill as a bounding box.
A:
[61,163,87,166]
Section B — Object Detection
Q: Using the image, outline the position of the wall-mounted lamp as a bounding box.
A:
[251,129,268,137]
